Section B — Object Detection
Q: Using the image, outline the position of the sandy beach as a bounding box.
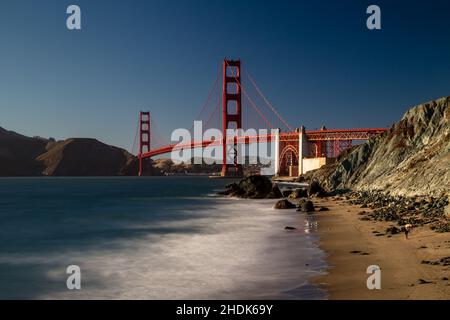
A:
[313,197,450,300]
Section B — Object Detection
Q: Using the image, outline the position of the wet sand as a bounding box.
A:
[312,198,450,300]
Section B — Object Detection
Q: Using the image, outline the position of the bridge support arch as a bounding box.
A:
[275,125,308,177]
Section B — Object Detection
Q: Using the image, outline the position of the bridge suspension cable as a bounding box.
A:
[189,65,221,133]
[244,70,293,132]
[243,94,274,129]
[203,94,222,129]
[150,116,169,148]
[225,60,274,130]
[131,116,140,155]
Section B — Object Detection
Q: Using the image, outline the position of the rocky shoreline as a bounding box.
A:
[218,175,450,299]
[345,191,450,233]
[219,175,450,234]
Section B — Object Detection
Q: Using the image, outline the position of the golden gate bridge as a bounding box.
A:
[132,59,387,177]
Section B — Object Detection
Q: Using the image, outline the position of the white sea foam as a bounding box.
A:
[4,199,326,299]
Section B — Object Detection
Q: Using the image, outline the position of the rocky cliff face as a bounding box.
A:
[309,97,450,197]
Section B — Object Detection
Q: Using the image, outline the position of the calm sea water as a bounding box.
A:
[0,177,326,299]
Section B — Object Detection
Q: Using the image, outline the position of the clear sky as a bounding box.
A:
[1,0,450,152]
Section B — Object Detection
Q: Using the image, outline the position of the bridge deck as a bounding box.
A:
[140,128,388,159]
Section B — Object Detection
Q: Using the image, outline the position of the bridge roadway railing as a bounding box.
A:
[140,128,388,159]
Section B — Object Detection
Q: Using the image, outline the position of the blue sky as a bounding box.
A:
[1,0,450,152]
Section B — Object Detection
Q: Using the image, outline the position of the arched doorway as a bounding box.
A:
[279,145,299,177]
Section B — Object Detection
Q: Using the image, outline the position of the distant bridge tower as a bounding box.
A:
[221,59,243,177]
[138,111,151,176]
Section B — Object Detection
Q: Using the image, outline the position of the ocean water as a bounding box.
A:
[0,177,326,300]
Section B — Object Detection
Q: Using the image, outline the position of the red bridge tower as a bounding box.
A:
[222,59,243,177]
[138,111,151,176]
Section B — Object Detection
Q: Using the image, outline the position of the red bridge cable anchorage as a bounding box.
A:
[225,60,274,130]
[245,70,293,132]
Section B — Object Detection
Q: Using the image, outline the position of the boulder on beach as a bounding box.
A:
[296,198,307,208]
[267,184,283,199]
[288,188,308,199]
[274,200,296,209]
[308,181,327,197]
[220,175,282,199]
[297,200,315,213]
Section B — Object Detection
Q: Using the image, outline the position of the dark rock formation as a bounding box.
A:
[288,188,308,199]
[308,181,327,197]
[346,191,450,233]
[274,200,296,209]
[267,184,283,199]
[297,200,315,213]
[296,198,307,208]
[421,257,450,267]
[220,175,282,199]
